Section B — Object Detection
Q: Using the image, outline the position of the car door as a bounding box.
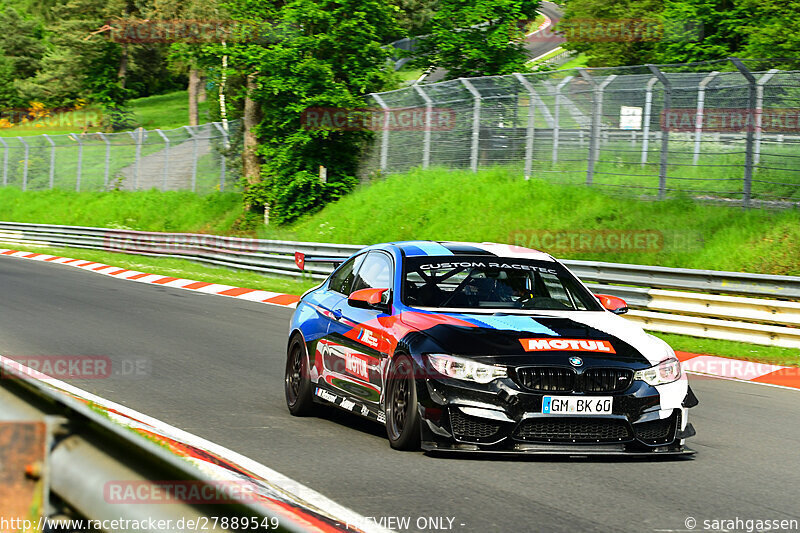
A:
[322,251,394,410]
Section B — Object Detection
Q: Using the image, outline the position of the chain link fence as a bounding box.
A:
[363,58,800,207]
[0,121,241,193]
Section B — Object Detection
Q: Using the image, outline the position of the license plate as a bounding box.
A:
[542,396,613,415]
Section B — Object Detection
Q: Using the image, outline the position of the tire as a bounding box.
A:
[285,335,315,416]
[385,354,421,450]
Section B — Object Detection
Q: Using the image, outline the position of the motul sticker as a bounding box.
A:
[520,338,616,354]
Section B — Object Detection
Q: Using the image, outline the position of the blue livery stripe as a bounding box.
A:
[460,314,559,336]
[400,241,454,257]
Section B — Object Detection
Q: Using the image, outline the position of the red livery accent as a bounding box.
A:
[520,338,617,354]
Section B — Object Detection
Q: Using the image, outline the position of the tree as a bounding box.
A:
[414,0,539,78]
[0,7,45,107]
[221,0,399,225]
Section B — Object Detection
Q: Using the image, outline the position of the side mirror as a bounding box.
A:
[595,294,629,315]
[348,288,391,310]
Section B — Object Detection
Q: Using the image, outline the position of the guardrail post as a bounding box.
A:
[577,69,598,184]
[513,73,539,179]
[640,77,658,166]
[647,64,671,199]
[413,85,433,169]
[551,76,573,164]
[692,71,719,165]
[17,136,29,191]
[460,78,482,172]
[755,69,779,167]
[730,58,756,208]
[0,137,9,187]
[371,94,391,174]
[183,126,198,192]
[43,134,56,189]
[97,132,111,189]
[212,122,228,191]
[154,129,170,191]
[70,134,82,191]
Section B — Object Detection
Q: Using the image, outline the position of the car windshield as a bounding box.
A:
[402,256,602,311]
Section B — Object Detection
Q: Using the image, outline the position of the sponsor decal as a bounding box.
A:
[357,328,379,349]
[377,411,386,424]
[418,261,557,274]
[314,387,339,403]
[345,353,370,380]
[340,399,356,411]
[520,338,616,354]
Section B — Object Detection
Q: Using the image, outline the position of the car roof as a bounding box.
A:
[383,241,555,262]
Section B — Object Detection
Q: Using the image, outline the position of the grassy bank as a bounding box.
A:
[0,188,242,234]
[261,167,800,276]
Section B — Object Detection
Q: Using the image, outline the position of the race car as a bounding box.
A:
[284,241,697,454]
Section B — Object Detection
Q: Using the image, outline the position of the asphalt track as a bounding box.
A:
[2,255,799,533]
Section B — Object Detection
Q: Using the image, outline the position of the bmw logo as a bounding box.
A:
[569,356,583,367]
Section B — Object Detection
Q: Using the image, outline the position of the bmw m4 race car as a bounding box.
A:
[285,241,697,455]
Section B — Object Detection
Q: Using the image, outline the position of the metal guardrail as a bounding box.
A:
[0,355,336,532]
[0,221,798,348]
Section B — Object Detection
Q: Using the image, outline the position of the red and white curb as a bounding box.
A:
[0,248,300,308]
[0,355,390,533]
[2,247,798,392]
[677,351,800,391]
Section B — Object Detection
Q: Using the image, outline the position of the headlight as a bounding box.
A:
[424,354,507,384]
[634,357,682,386]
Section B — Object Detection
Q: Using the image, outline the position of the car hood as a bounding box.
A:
[398,309,672,367]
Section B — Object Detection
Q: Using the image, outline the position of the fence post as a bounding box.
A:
[460,78,482,172]
[212,122,229,191]
[70,134,82,192]
[0,137,9,187]
[371,94,391,174]
[183,126,198,192]
[97,133,111,189]
[17,137,29,191]
[551,76,574,164]
[692,71,719,165]
[577,69,597,185]
[128,128,145,190]
[513,73,537,180]
[755,69,779,167]
[43,134,56,189]
[596,75,616,157]
[730,58,756,208]
[413,85,433,169]
[647,65,671,200]
[641,76,658,166]
[154,129,170,191]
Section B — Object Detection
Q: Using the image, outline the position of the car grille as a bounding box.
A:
[449,409,502,441]
[583,368,633,393]
[515,367,633,394]
[514,418,632,443]
[515,367,575,392]
[634,412,681,444]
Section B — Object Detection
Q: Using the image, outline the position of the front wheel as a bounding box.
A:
[285,335,315,416]
[385,354,421,450]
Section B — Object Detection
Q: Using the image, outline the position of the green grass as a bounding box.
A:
[0,90,205,137]
[652,332,800,367]
[559,53,589,70]
[129,91,211,131]
[257,167,800,276]
[0,188,243,233]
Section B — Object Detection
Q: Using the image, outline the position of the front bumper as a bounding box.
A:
[418,377,696,455]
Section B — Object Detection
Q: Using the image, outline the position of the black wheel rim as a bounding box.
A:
[285,343,303,405]
[389,361,411,439]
